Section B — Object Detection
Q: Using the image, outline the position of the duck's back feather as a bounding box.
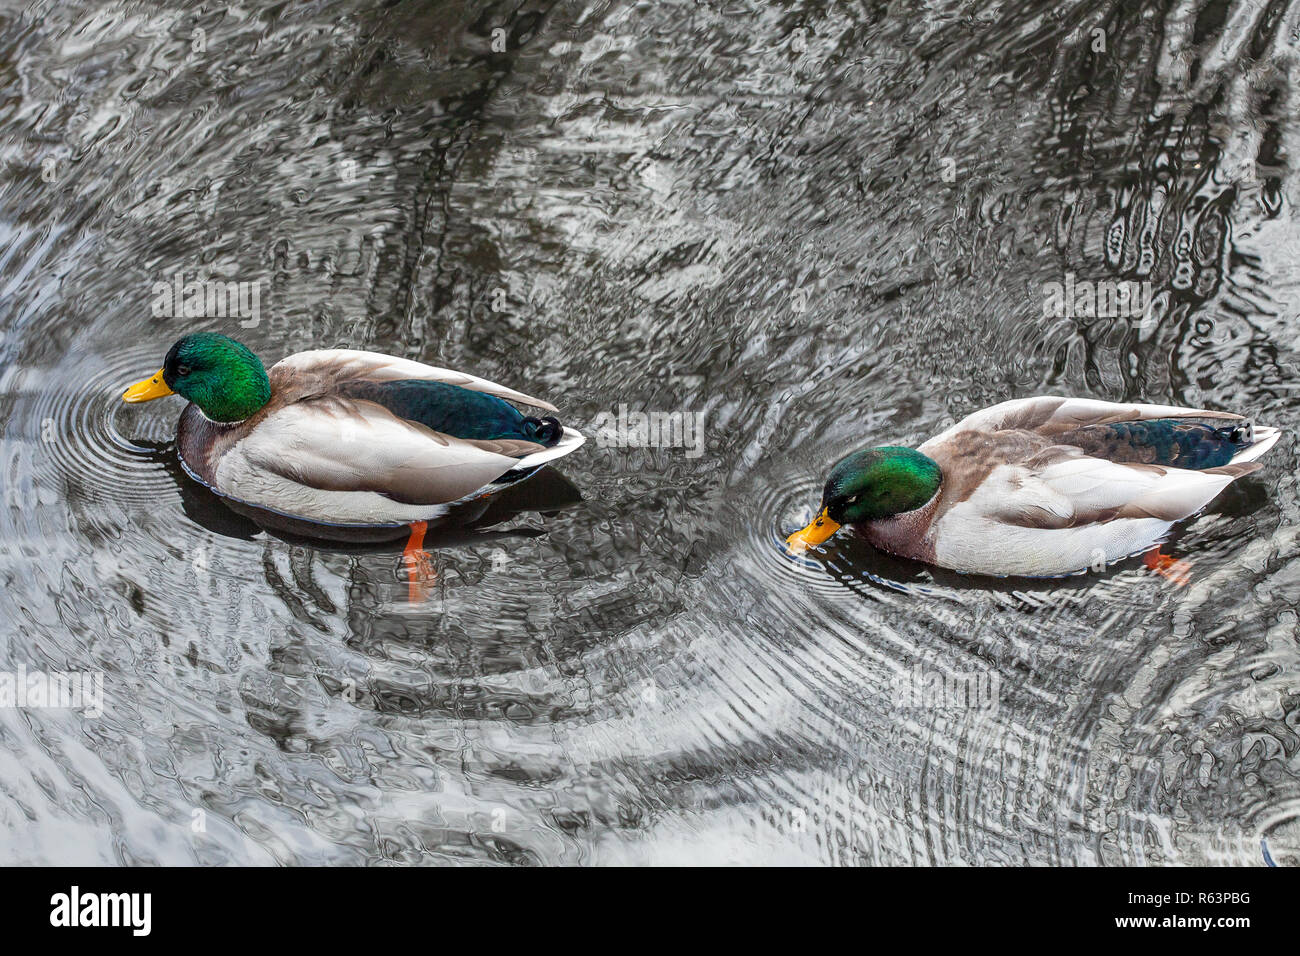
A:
[1052,419,1245,469]
[334,379,559,446]
[921,395,1244,449]
[271,349,559,412]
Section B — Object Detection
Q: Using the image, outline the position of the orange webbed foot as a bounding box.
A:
[1144,546,1192,587]
[402,520,436,603]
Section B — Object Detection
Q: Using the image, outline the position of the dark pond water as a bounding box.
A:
[0,0,1298,864]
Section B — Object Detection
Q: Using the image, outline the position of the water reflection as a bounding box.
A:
[0,0,1296,864]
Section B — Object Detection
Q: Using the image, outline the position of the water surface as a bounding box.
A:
[1,0,1298,865]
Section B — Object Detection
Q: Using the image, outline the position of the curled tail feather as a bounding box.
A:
[523,416,563,447]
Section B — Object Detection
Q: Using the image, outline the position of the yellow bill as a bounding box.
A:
[786,507,841,555]
[122,369,173,403]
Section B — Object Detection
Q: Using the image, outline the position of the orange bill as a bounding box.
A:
[785,507,841,555]
[122,369,173,403]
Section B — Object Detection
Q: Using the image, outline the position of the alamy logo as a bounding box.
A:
[1042,272,1153,319]
[590,404,705,458]
[50,886,151,936]
[0,664,102,717]
[889,663,1000,711]
[151,272,261,327]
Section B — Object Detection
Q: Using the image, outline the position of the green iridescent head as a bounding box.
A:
[123,333,270,423]
[820,447,942,523]
[787,446,942,552]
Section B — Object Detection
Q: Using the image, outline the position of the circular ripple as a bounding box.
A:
[738,472,927,604]
[16,342,181,512]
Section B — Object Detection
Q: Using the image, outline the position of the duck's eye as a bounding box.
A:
[177,364,192,376]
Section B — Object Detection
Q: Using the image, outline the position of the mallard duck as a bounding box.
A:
[786,396,1281,577]
[122,333,585,529]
